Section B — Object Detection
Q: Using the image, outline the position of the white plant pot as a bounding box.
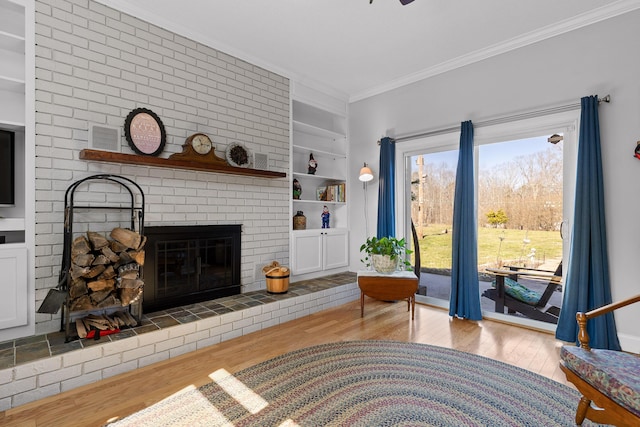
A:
[372,254,398,274]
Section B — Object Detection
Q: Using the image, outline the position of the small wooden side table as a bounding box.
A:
[357,270,419,319]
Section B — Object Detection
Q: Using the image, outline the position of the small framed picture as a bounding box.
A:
[124,108,166,156]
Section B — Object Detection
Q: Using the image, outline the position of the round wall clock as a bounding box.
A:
[186,133,212,155]
[124,108,166,156]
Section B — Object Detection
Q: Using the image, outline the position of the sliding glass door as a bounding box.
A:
[396,112,578,328]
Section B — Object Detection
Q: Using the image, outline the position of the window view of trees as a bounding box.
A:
[410,135,564,273]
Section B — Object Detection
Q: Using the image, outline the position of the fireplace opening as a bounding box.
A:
[142,225,241,313]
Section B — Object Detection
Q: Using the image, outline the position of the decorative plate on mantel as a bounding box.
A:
[226,143,251,168]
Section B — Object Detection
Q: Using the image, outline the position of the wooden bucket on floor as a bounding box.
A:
[263,262,289,294]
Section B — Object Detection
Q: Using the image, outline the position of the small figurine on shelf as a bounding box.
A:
[293,178,302,200]
[308,153,317,175]
[321,205,330,228]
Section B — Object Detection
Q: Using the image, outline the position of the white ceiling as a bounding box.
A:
[100,0,639,102]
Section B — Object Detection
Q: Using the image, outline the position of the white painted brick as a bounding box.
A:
[207,323,233,339]
[137,329,170,347]
[184,330,210,345]
[219,311,243,325]
[83,354,122,373]
[0,377,36,399]
[155,336,184,353]
[221,329,243,342]
[122,344,155,363]
[102,360,138,380]
[13,357,62,380]
[0,368,12,385]
[61,370,102,393]
[12,383,61,408]
[196,335,221,350]
[38,364,82,387]
[242,324,262,335]
[0,397,11,412]
[62,346,103,368]
[170,342,196,358]
[102,337,139,357]
[138,350,169,368]
[167,323,197,339]
[232,318,254,331]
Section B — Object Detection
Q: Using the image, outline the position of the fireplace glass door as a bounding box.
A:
[143,225,241,312]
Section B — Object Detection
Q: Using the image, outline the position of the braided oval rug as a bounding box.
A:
[109,340,600,427]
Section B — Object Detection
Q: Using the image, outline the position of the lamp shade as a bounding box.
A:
[359,164,374,182]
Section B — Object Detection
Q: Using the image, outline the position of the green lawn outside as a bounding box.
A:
[415,224,563,270]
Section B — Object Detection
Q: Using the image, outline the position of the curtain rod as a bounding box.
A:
[378,95,611,144]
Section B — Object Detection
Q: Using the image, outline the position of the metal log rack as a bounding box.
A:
[60,174,145,342]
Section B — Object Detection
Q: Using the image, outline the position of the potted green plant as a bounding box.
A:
[359,236,413,273]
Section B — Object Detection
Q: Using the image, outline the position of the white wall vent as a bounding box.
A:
[89,124,120,152]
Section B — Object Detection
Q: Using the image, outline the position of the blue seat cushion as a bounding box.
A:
[492,277,542,306]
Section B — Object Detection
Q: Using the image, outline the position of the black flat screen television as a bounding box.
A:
[0,130,15,207]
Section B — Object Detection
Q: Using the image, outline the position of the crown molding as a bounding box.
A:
[349,0,640,103]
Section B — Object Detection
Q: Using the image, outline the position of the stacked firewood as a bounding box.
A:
[68,227,145,312]
[75,311,138,339]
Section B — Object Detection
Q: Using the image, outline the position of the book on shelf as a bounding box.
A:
[317,183,345,203]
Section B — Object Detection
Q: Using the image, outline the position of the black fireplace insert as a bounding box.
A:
[142,225,241,312]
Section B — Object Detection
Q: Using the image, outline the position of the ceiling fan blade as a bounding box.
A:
[400,0,415,4]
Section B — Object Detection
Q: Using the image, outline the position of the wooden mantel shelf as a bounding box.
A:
[79,149,287,178]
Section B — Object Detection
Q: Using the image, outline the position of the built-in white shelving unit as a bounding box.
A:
[0,0,35,341]
[290,100,349,278]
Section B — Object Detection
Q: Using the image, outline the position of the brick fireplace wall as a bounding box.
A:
[33,0,290,335]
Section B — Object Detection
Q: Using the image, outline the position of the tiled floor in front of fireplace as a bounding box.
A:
[0,272,357,370]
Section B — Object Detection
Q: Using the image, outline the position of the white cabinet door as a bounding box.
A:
[323,229,348,270]
[292,231,323,275]
[0,246,28,329]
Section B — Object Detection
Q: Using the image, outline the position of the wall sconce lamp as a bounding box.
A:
[359,163,374,182]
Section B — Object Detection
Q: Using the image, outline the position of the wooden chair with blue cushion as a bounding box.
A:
[483,262,562,323]
[559,294,640,426]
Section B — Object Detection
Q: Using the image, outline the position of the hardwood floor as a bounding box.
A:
[0,300,570,427]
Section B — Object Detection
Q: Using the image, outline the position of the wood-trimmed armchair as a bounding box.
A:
[559,294,640,426]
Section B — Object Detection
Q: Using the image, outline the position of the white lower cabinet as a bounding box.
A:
[0,245,28,329]
[292,228,348,275]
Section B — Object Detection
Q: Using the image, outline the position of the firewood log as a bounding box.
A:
[120,287,143,306]
[128,250,145,266]
[114,311,130,327]
[120,278,144,289]
[69,280,88,299]
[71,253,95,267]
[75,319,87,339]
[70,295,93,311]
[123,310,138,326]
[83,264,106,279]
[92,254,110,265]
[97,265,116,280]
[70,264,91,280]
[110,227,142,250]
[71,235,91,255]
[98,295,121,309]
[89,289,112,304]
[87,231,109,250]
[137,235,147,251]
[118,251,133,264]
[110,239,128,253]
[84,319,109,330]
[87,278,116,292]
[101,246,120,263]
[119,269,139,280]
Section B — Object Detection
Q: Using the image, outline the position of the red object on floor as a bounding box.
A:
[85,329,120,339]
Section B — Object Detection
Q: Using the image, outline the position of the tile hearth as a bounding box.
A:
[0,272,357,371]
